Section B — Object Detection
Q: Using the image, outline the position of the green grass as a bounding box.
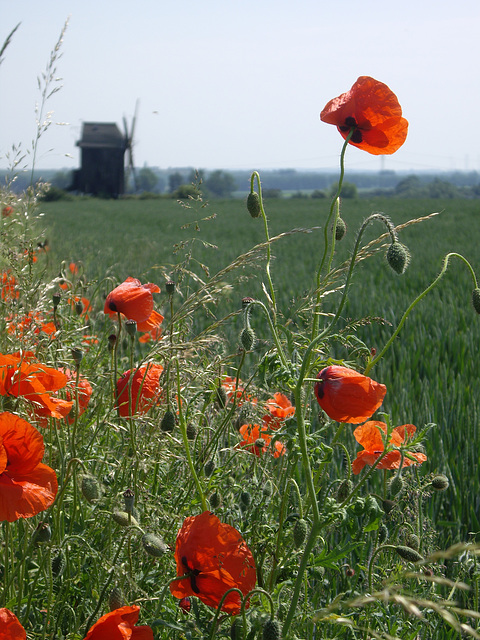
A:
[39,195,480,541]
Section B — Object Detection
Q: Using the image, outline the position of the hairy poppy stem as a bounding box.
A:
[365,252,479,375]
[243,299,289,370]
[206,588,244,640]
[312,131,353,341]
[175,360,207,511]
[250,171,277,323]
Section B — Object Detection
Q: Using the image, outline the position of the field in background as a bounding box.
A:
[40,195,480,542]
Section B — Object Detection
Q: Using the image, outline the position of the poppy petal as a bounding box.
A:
[0,462,58,522]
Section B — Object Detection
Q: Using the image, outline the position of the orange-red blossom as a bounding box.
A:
[83,605,153,640]
[321,76,408,155]
[0,352,73,420]
[352,421,427,475]
[115,363,163,417]
[0,412,58,522]
[104,277,163,332]
[314,365,386,424]
[170,511,257,615]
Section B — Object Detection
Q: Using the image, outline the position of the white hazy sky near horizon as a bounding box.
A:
[1,0,479,174]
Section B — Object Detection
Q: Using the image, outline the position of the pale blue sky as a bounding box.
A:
[1,0,479,173]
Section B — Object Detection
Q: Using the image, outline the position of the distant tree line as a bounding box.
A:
[2,167,480,200]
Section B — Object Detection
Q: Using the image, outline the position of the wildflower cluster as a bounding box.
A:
[1,67,480,640]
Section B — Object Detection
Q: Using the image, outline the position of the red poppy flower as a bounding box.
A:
[178,597,191,614]
[0,412,58,522]
[138,324,163,343]
[83,605,153,640]
[320,76,408,155]
[314,365,386,424]
[61,368,93,425]
[115,363,163,417]
[170,511,257,615]
[7,311,56,339]
[1,272,19,301]
[2,206,14,218]
[69,262,79,275]
[221,376,257,407]
[104,277,161,331]
[351,421,427,475]
[263,392,294,430]
[0,608,26,640]
[238,423,286,458]
[0,353,73,420]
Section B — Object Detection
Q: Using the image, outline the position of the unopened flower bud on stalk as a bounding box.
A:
[109,587,126,611]
[142,532,168,557]
[75,299,84,316]
[396,545,423,563]
[71,347,83,367]
[386,241,410,274]
[334,216,347,241]
[472,288,480,314]
[240,327,256,351]
[247,191,261,218]
[161,409,176,432]
[431,474,449,491]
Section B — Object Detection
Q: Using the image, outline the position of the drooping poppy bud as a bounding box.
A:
[395,545,423,563]
[240,327,256,351]
[334,216,347,241]
[109,587,126,611]
[472,288,480,314]
[142,532,168,557]
[160,409,176,432]
[431,474,449,491]
[80,474,102,503]
[386,241,410,274]
[247,191,261,218]
[293,518,308,548]
[262,618,283,640]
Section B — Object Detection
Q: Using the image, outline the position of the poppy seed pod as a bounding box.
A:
[263,619,283,640]
[123,489,135,513]
[395,545,423,563]
[108,587,126,611]
[71,347,83,367]
[142,532,168,557]
[386,241,410,275]
[125,319,137,337]
[165,280,176,295]
[53,292,61,309]
[472,288,480,314]
[247,191,261,218]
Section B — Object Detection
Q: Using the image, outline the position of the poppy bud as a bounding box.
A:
[161,409,176,432]
[389,475,404,498]
[204,459,216,477]
[386,241,410,275]
[112,510,139,527]
[51,550,66,578]
[33,521,52,544]
[80,474,102,503]
[242,296,255,309]
[378,524,389,544]
[240,491,252,508]
[395,545,423,563]
[142,532,168,557]
[210,491,222,509]
[231,617,251,640]
[186,422,197,440]
[247,191,261,218]
[108,587,126,611]
[166,280,176,295]
[123,488,135,513]
[293,518,308,549]
[472,289,480,314]
[405,533,420,551]
[240,327,256,351]
[336,479,353,502]
[345,565,355,577]
[382,499,396,514]
[108,333,117,351]
[71,347,83,367]
[263,480,273,497]
[215,385,228,409]
[75,299,84,316]
[179,597,191,614]
[333,216,347,241]
[262,618,282,640]
[53,292,61,309]
[125,319,137,337]
[431,474,449,491]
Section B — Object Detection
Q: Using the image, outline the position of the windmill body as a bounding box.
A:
[72,122,128,197]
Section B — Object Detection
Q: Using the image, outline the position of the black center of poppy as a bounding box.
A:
[182,556,201,594]
[108,301,117,312]
[315,380,324,399]
[339,117,363,143]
